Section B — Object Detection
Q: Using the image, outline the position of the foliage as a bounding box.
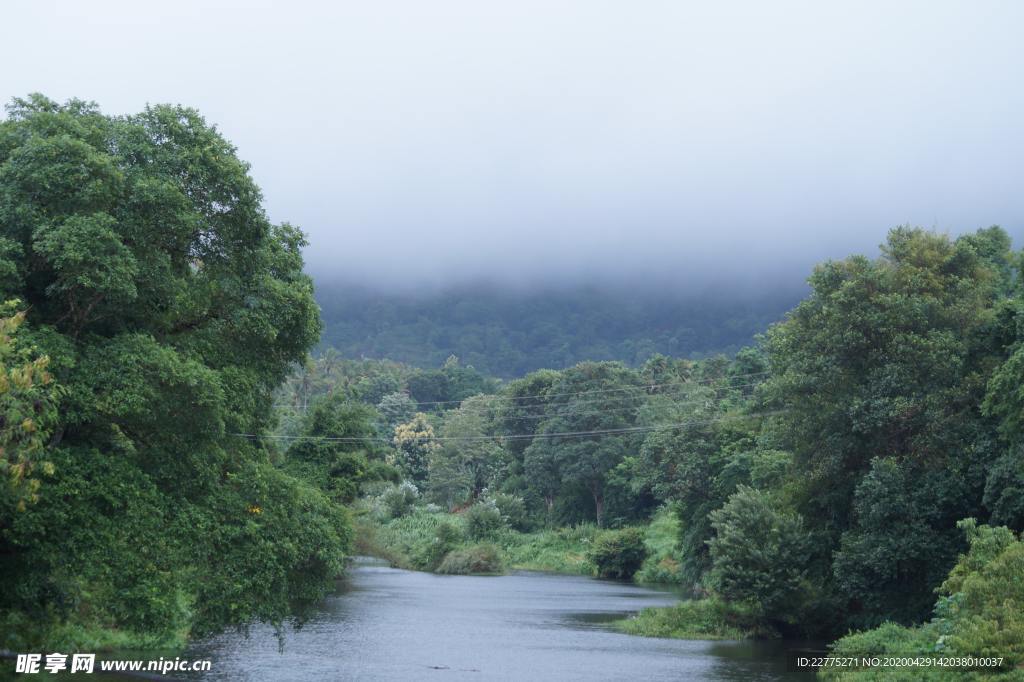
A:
[707,486,814,624]
[464,499,505,540]
[379,481,420,520]
[822,521,1024,680]
[634,506,684,584]
[760,226,1015,630]
[392,413,439,484]
[377,391,416,432]
[427,395,507,508]
[359,507,598,576]
[281,392,384,504]
[436,543,503,575]
[498,524,599,575]
[611,597,774,640]
[523,362,644,526]
[0,94,345,647]
[0,304,62,509]
[316,282,799,377]
[833,457,967,625]
[407,520,463,572]
[587,527,648,580]
[938,520,1023,668]
[487,491,532,532]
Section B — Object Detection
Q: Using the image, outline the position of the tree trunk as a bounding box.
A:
[592,484,604,527]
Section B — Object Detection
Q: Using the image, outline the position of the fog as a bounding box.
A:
[4,1,1023,293]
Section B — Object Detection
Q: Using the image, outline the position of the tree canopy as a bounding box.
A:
[0,95,343,646]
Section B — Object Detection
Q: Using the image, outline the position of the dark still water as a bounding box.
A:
[181,558,814,681]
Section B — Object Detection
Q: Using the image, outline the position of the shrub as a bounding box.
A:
[437,543,503,575]
[414,521,463,571]
[465,500,504,540]
[487,492,532,531]
[612,597,774,640]
[364,459,401,484]
[588,527,648,580]
[380,481,419,519]
[820,520,1024,679]
[707,486,813,621]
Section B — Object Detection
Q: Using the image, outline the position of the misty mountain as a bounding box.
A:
[315,282,803,377]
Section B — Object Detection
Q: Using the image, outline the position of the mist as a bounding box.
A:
[4,1,1023,293]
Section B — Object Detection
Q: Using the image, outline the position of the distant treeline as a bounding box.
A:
[314,283,801,376]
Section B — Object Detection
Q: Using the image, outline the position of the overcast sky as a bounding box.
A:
[4,1,1023,292]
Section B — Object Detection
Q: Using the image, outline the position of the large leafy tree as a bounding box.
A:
[428,394,506,507]
[761,226,1012,624]
[392,413,439,483]
[0,95,336,644]
[523,362,642,526]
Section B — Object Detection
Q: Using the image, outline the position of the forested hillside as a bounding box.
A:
[314,283,800,377]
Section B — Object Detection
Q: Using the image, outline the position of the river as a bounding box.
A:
[178,558,815,681]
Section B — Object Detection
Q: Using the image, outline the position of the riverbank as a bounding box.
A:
[0,610,188,657]
[353,503,685,579]
[610,598,777,641]
[353,503,772,643]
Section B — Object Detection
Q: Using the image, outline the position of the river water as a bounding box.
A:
[179,558,815,681]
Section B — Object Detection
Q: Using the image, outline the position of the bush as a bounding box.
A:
[465,500,504,540]
[588,527,648,580]
[365,459,401,484]
[437,544,503,575]
[414,521,463,571]
[487,492,532,531]
[707,486,813,622]
[612,597,775,640]
[820,521,1024,679]
[379,481,419,519]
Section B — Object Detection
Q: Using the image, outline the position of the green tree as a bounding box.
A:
[0,95,337,645]
[761,227,1011,624]
[429,394,506,506]
[393,413,439,483]
[283,392,380,504]
[377,391,417,433]
[524,362,642,526]
[708,486,814,625]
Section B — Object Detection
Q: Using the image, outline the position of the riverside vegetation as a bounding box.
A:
[1,96,1022,679]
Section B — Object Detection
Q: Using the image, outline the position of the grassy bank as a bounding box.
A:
[354,502,687,579]
[610,598,775,640]
[1,611,187,655]
[354,508,599,575]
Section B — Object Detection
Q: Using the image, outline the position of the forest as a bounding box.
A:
[1,96,1022,679]
[313,282,801,377]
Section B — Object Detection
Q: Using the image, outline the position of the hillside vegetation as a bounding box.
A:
[315,283,799,377]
